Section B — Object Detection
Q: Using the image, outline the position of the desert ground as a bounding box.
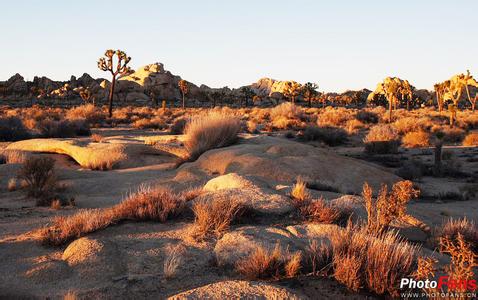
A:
[0,99,477,299]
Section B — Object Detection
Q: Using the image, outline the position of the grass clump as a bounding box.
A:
[235,243,302,280]
[40,186,184,246]
[191,196,249,240]
[184,111,240,161]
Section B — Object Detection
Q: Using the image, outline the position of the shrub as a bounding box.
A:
[330,225,419,297]
[302,126,347,146]
[395,160,425,181]
[37,119,90,138]
[132,117,166,129]
[270,102,304,129]
[393,117,421,134]
[40,186,184,246]
[401,130,431,148]
[440,127,465,144]
[7,178,17,191]
[170,117,188,134]
[66,104,106,125]
[318,108,352,127]
[191,196,248,239]
[184,112,240,161]
[0,116,30,141]
[355,110,378,124]
[17,156,56,201]
[435,218,478,254]
[362,181,419,234]
[463,132,478,146]
[364,125,399,154]
[296,198,351,225]
[91,133,103,143]
[235,243,302,280]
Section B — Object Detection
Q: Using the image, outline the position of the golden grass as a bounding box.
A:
[235,243,302,280]
[296,198,350,225]
[330,225,419,296]
[163,244,186,279]
[1,149,29,164]
[291,177,309,202]
[191,196,248,239]
[463,132,478,146]
[184,111,240,161]
[402,130,431,148]
[40,186,185,246]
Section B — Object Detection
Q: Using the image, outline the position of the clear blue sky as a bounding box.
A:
[1,0,477,92]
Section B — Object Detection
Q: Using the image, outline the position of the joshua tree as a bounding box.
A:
[302,82,319,107]
[434,82,447,112]
[239,86,255,107]
[283,81,301,103]
[368,77,413,122]
[441,71,478,111]
[97,49,132,117]
[178,79,189,109]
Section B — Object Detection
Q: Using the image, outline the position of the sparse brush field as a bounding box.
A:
[0,102,477,299]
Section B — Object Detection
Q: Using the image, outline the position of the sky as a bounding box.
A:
[1,0,477,92]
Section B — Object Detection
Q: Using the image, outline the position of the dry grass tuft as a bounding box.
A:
[191,196,249,239]
[297,198,351,225]
[302,126,347,146]
[40,186,184,246]
[90,133,103,143]
[291,177,309,202]
[362,181,419,234]
[184,111,240,161]
[163,244,186,279]
[1,149,29,164]
[330,225,419,296]
[7,178,17,191]
[462,132,478,146]
[235,243,302,280]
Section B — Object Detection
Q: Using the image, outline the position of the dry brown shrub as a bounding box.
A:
[184,111,240,161]
[302,126,348,146]
[170,117,188,134]
[402,130,431,148]
[235,243,302,280]
[17,156,57,201]
[66,104,105,125]
[297,198,350,225]
[441,127,465,144]
[435,218,478,254]
[269,102,304,129]
[191,196,248,239]
[330,225,419,296]
[393,117,421,134]
[132,117,166,129]
[355,110,379,124]
[462,132,478,146]
[318,107,353,127]
[362,181,419,234]
[40,186,184,246]
[364,124,399,154]
[0,116,30,141]
[50,199,62,210]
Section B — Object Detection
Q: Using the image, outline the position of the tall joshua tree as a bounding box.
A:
[178,79,188,109]
[97,49,132,117]
[302,82,319,107]
[368,77,413,122]
[283,81,301,104]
